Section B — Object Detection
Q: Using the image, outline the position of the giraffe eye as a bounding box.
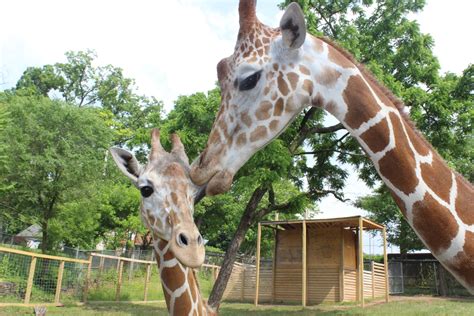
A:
[140,186,154,198]
[239,70,262,91]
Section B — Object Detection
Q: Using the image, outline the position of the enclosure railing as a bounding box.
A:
[0,246,91,307]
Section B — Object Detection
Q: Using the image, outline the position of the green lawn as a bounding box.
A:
[1,296,473,315]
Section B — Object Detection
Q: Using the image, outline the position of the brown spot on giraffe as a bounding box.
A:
[316,66,342,87]
[379,113,419,195]
[299,65,311,75]
[312,93,325,108]
[263,86,271,95]
[455,176,474,225]
[241,112,252,127]
[269,120,279,131]
[236,133,247,147]
[343,75,382,130]
[420,156,452,203]
[412,193,459,254]
[161,264,186,292]
[287,72,299,90]
[256,101,272,120]
[250,126,268,142]
[303,79,313,96]
[360,118,390,153]
[171,192,178,205]
[278,72,290,96]
[174,281,193,315]
[446,231,474,287]
[274,98,284,116]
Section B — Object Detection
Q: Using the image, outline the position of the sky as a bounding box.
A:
[1,0,472,253]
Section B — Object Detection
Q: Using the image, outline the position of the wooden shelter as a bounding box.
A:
[221,216,389,306]
[255,216,389,306]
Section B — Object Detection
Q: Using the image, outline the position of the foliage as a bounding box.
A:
[0,93,112,251]
[15,50,163,151]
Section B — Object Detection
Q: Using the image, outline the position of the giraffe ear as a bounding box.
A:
[280,2,306,49]
[109,147,142,185]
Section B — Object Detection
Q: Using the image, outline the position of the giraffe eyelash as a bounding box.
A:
[239,70,263,91]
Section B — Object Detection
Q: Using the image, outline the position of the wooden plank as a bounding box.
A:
[371,261,375,299]
[358,217,364,307]
[83,255,93,303]
[54,261,65,304]
[272,229,278,303]
[254,222,261,306]
[0,246,89,264]
[241,267,245,301]
[340,227,344,302]
[143,264,151,301]
[24,257,37,304]
[383,227,389,303]
[302,220,307,307]
[116,260,124,301]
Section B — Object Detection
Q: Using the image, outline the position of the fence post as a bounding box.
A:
[144,263,151,302]
[24,256,37,304]
[54,261,65,304]
[371,261,375,299]
[83,254,92,303]
[116,260,124,301]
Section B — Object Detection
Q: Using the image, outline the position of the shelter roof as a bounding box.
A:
[260,216,384,231]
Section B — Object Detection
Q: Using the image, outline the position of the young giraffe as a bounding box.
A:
[191,0,474,293]
[110,129,216,315]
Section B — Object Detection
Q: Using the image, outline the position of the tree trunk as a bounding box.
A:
[41,220,49,254]
[207,186,267,310]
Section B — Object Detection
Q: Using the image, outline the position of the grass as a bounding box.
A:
[1,296,473,315]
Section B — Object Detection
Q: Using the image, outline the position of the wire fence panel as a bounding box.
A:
[0,246,90,306]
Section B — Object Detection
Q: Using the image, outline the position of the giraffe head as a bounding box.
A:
[110,129,205,268]
[191,1,311,194]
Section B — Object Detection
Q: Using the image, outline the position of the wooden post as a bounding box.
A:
[383,227,389,302]
[24,257,37,304]
[302,220,307,307]
[241,266,245,301]
[54,261,65,304]
[371,261,375,299]
[358,217,364,307]
[271,229,278,303]
[339,227,345,302]
[116,260,124,301]
[144,263,151,301]
[83,254,92,303]
[254,223,261,306]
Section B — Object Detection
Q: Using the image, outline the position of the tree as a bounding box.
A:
[15,50,163,149]
[0,93,113,252]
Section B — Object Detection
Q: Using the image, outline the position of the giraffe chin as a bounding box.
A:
[205,170,234,196]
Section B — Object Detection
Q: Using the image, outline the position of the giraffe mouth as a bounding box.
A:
[205,170,234,196]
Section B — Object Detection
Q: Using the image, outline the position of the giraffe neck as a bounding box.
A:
[318,48,474,292]
[154,239,215,315]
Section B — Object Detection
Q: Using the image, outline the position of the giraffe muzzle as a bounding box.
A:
[169,225,206,269]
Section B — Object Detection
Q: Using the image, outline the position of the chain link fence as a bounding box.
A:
[388,259,471,297]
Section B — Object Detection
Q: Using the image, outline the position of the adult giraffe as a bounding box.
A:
[190,0,474,293]
[110,129,216,315]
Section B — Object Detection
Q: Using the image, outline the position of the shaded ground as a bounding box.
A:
[1,295,473,315]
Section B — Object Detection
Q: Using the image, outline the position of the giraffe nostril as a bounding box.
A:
[178,233,189,247]
[197,234,203,246]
